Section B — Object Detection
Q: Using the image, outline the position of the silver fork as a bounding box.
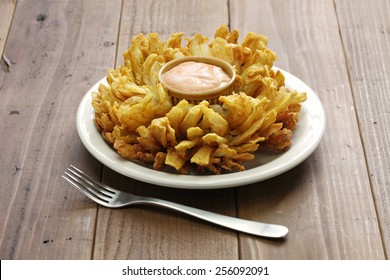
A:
[62,165,288,239]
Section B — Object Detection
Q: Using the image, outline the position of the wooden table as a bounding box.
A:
[1,0,389,260]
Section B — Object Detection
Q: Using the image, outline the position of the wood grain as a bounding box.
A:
[334,0,390,258]
[0,0,121,259]
[92,0,240,260]
[230,0,385,259]
[0,0,16,57]
[94,170,238,259]
[0,0,388,260]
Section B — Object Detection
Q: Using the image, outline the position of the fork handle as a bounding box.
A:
[134,196,288,238]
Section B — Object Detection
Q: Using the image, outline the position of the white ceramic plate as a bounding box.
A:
[77,68,326,189]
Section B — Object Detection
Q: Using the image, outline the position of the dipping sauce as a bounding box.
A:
[161,61,231,93]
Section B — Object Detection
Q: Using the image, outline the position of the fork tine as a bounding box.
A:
[69,165,117,194]
[65,170,111,200]
[64,170,112,202]
[68,165,115,197]
[62,173,109,205]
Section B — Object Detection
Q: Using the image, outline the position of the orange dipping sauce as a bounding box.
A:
[161,61,231,93]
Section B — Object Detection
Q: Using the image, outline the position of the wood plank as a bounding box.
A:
[335,0,390,258]
[92,0,240,259]
[0,0,16,57]
[230,0,385,259]
[95,170,238,259]
[0,0,121,259]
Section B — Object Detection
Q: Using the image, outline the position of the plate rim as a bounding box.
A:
[76,68,326,189]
